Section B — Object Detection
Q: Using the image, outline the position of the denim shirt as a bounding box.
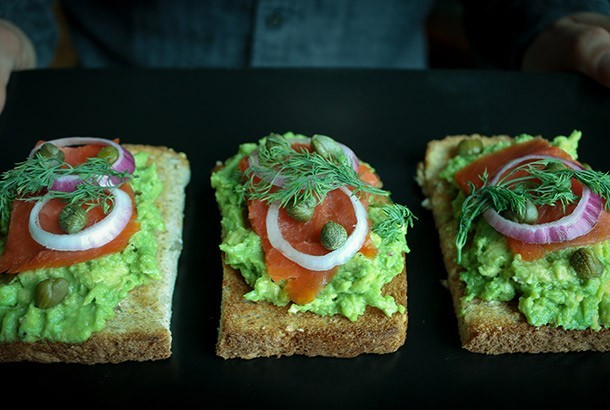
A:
[1,0,608,69]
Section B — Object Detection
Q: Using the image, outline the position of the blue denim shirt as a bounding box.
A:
[1,0,608,69]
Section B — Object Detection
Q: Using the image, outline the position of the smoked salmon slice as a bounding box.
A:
[0,142,140,274]
[243,144,380,304]
[455,138,610,261]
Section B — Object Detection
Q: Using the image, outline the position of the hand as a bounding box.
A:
[522,12,610,88]
[0,19,36,114]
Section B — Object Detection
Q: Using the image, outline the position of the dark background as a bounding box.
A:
[1,68,609,408]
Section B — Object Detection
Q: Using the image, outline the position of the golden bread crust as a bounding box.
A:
[216,260,407,359]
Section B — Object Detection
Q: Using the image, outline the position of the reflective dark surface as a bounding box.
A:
[1,68,609,408]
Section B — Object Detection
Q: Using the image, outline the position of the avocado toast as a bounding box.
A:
[211,132,413,359]
[417,131,610,353]
[0,138,190,363]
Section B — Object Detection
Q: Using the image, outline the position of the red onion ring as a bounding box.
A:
[266,186,368,271]
[29,137,135,192]
[483,154,603,244]
[29,188,133,251]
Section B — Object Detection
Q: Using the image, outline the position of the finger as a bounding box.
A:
[522,15,610,88]
[571,12,610,33]
[565,22,610,88]
[0,55,12,115]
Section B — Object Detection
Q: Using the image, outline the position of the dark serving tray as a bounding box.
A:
[1,68,609,408]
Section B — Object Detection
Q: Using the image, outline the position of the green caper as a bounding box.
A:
[36,143,65,163]
[35,278,70,309]
[320,221,348,250]
[285,196,317,222]
[456,138,484,157]
[543,160,567,173]
[265,133,291,151]
[97,145,119,164]
[311,134,344,161]
[570,248,604,279]
[502,199,538,225]
[59,204,88,234]
[263,133,291,161]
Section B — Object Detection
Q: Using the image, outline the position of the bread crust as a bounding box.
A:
[216,260,407,359]
[417,134,610,354]
[213,167,407,359]
[0,144,190,364]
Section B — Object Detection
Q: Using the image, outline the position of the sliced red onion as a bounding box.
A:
[248,136,360,188]
[489,154,584,185]
[266,186,368,271]
[248,151,286,187]
[483,154,603,244]
[50,175,82,192]
[30,137,136,192]
[29,188,133,251]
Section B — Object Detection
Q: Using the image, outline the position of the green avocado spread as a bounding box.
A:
[211,132,409,321]
[441,130,610,330]
[0,152,164,343]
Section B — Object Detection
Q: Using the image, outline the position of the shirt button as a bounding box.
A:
[265,11,285,28]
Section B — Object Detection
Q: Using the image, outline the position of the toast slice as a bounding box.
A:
[417,134,610,354]
[0,144,190,364]
[216,259,406,359]
[212,136,408,359]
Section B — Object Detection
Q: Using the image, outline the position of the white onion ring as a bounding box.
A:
[29,137,136,191]
[337,142,360,173]
[29,188,133,251]
[248,136,360,187]
[483,154,603,244]
[266,186,368,271]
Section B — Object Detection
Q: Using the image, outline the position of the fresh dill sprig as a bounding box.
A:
[0,155,133,232]
[242,138,387,207]
[373,203,416,245]
[455,158,610,264]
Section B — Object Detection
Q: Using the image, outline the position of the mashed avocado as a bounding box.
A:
[0,152,164,343]
[211,133,408,321]
[442,130,610,330]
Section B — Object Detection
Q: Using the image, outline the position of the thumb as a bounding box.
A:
[590,45,610,88]
[0,19,36,115]
[0,55,12,115]
[522,12,610,88]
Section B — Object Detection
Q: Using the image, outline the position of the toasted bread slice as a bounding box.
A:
[0,144,190,364]
[417,134,610,354]
[213,170,407,359]
[216,259,406,359]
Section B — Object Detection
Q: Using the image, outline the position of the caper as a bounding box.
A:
[285,196,317,222]
[320,221,348,250]
[456,138,483,157]
[502,199,538,225]
[265,133,291,151]
[35,278,70,309]
[36,143,65,163]
[544,160,567,173]
[570,248,604,279]
[97,146,119,164]
[59,204,88,234]
[311,134,344,161]
[263,133,291,161]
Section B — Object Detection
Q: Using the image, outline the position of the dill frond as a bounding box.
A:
[0,155,133,232]
[455,158,610,264]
